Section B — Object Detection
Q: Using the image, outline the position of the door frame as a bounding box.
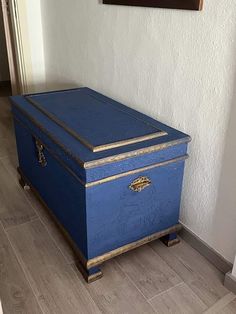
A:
[1,0,28,94]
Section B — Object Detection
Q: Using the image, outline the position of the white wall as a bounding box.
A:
[211,82,236,263]
[0,5,10,82]
[11,0,45,93]
[25,0,45,92]
[39,0,236,262]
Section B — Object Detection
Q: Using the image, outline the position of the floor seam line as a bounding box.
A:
[114,259,151,301]
[2,151,75,264]
[148,242,230,310]
[30,205,75,264]
[182,281,209,309]
[0,159,39,220]
[3,216,40,231]
[67,263,103,313]
[148,241,186,281]
[114,258,174,313]
[114,257,184,313]
[148,242,206,286]
[203,292,236,314]
[148,281,185,301]
[1,220,46,314]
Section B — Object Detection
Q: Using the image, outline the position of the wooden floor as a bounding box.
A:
[0,91,235,314]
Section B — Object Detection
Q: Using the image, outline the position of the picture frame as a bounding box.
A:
[103,0,203,11]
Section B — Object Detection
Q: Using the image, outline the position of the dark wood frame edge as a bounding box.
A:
[103,0,203,11]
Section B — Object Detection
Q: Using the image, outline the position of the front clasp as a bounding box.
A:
[129,176,151,192]
[35,139,47,167]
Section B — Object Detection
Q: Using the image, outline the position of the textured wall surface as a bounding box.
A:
[25,0,45,92]
[0,6,9,82]
[40,0,236,262]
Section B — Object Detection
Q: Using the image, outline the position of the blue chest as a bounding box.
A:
[11,88,190,282]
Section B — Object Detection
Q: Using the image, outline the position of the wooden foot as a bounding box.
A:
[75,261,103,283]
[160,232,180,247]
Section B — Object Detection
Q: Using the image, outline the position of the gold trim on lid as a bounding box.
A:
[92,131,167,152]
[25,96,167,152]
[13,117,189,188]
[12,99,191,169]
[84,138,191,169]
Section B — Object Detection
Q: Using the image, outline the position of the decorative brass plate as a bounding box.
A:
[129,176,151,192]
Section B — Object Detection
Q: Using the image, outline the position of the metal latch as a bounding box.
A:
[129,176,151,192]
[35,139,47,167]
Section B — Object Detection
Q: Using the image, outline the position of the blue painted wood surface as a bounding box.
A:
[86,160,185,258]
[27,89,164,148]
[14,121,88,258]
[11,88,190,265]
[11,88,190,164]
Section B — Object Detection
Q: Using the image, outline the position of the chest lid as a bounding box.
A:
[11,87,190,169]
[25,89,166,153]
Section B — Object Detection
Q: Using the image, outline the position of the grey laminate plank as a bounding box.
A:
[150,282,207,314]
[0,98,16,158]
[116,244,182,299]
[0,117,14,139]
[7,219,101,314]
[219,298,236,314]
[73,260,156,314]
[0,223,42,314]
[25,190,77,264]
[203,293,236,314]
[0,153,19,180]
[0,97,11,118]
[0,161,37,229]
[1,153,77,263]
[150,239,229,307]
[0,137,16,158]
